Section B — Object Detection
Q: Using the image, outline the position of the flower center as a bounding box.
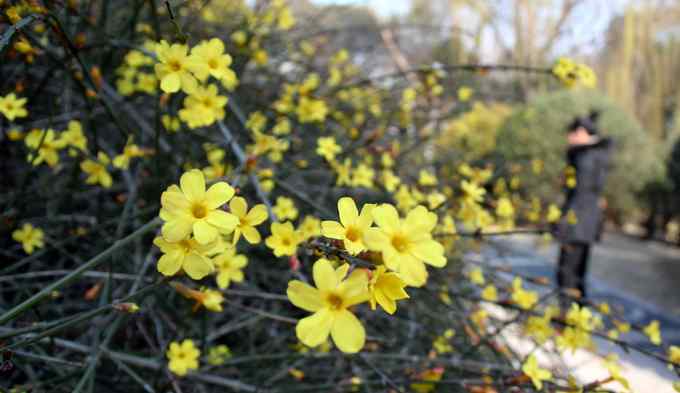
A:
[208,59,218,69]
[326,293,344,310]
[169,60,182,72]
[281,237,291,246]
[192,203,208,219]
[345,226,360,242]
[390,233,409,253]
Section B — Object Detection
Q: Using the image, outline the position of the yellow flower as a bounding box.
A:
[272,117,291,135]
[178,84,228,129]
[643,320,662,345]
[273,196,298,221]
[468,267,485,285]
[246,111,268,133]
[80,152,113,188]
[153,236,222,279]
[546,204,562,223]
[524,315,554,344]
[159,169,238,244]
[231,30,247,46]
[418,170,437,186]
[351,163,375,189]
[481,284,497,302]
[604,354,630,391]
[12,223,44,254]
[565,303,594,331]
[171,282,224,312]
[162,114,181,132]
[113,140,150,169]
[427,192,446,209]
[511,277,538,310]
[364,204,446,287]
[59,120,88,156]
[316,136,342,161]
[381,170,401,192]
[25,128,66,167]
[298,215,322,240]
[0,93,28,121]
[460,180,485,204]
[190,38,236,84]
[668,346,680,365]
[457,87,473,102]
[496,197,514,218]
[229,197,268,244]
[167,339,200,376]
[296,96,328,123]
[154,40,206,93]
[213,246,247,289]
[331,158,352,186]
[367,266,409,314]
[265,221,303,257]
[522,354,552,390]
[321,197,375,255]
[432,329,455,354]
[287,259,369,353]
[207,345,232,366]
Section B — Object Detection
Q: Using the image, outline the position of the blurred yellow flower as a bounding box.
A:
[12,223,44,254]
[0,93,28,121]
[214,246,248,289]
[265,221,303,257]
[154,40,205,93]
[230,197,268,244]
[167,339,200,376]
[522,354,552,390]
[81,152,113,188]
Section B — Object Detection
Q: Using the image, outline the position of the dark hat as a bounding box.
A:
[568,110,600,135]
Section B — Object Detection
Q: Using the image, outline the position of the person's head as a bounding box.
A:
[567,111,600,146]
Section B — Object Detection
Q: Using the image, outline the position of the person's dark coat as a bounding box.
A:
[557,138,613,244]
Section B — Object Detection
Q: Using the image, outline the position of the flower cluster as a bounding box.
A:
[552,57,597,88]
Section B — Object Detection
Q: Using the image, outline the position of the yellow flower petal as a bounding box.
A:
[193,220,218,244]
[331,309,365,353]
[296,309,334,347]
[241,226,261,244]
[183,253,213,279]
[180,169,206,202]
[157,252,183,276]
[161,73,181,93]
[206,210,238,232]
[162,219,193,242]
[372,204,400,231]
[287,281,323,312]
[229,196,248,217]
[205,182,234,209]
[245,204,268,225]
[411,240,446,267]
[321,220,345,239]
[338,197,358,227]
[313,258,338,291]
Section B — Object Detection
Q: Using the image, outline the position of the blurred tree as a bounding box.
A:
[597,3,680,141]
[495,89,663,220]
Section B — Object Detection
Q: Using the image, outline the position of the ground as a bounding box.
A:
[473,231,680,392]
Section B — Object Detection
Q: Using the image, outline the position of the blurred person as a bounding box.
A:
[555,111,612,307]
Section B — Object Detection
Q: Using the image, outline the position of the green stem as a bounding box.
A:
[0,218,161,325]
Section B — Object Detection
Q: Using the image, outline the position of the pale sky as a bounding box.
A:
[311,0,632,58]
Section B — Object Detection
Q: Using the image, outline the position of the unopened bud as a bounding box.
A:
[113,302,140,313]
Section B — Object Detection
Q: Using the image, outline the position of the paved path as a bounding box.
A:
[474,232,680,392]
